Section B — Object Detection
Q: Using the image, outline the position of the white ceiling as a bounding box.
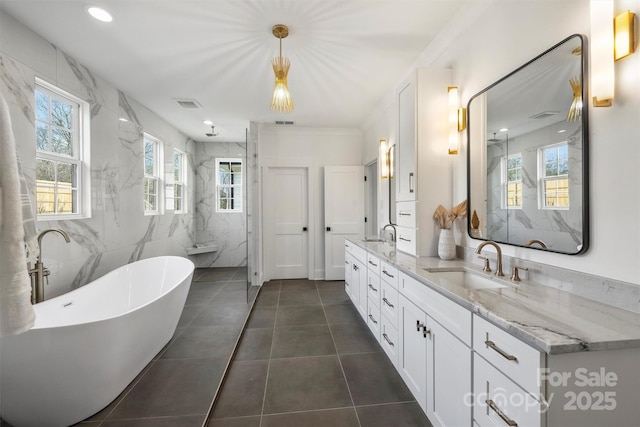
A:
[0,0,469,142]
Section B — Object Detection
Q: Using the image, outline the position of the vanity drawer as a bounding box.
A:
[380,315,399,368]
[345,240,367,264]
[367,273,381,308]
[367,253,381,276]
[367,299,381,342]
[395,226,416,255]
[380,279,399,327]
[400,272,471,345]
[380,260,399,288]
[473,314,544,396]
[396,201,416,228]
[474,354,543,427]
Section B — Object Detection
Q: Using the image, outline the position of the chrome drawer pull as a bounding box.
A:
[382,269,395,278]
[398,211,412,216]
[485,340,518,361]
[383,333,395,347]
[399,237,411,242]
[382,297,394,308]
[368,284,378,292]
[486,399,518,426]
[368,314,378,324]
[368,260,378,267]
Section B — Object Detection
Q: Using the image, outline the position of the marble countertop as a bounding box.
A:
[350,239,640,355]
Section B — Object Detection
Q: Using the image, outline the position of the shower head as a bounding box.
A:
[205,126,219,137]
[487,132,500,142]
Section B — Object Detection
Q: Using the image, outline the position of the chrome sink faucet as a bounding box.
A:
[382,223,396,243]
[28,229,71,304]
[475,241,504,277]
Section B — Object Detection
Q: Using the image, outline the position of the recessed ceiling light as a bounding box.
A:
[499,128,509,132]
[203,120,213,125]
[119,117,128,122]
[87,6,113,23]
[558,129,566,133]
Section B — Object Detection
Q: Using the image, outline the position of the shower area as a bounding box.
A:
[190,125,259,301]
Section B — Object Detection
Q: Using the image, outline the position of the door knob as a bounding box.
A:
[326,227,331,231]
[303,227,308,231]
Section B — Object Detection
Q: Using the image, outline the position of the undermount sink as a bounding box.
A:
[362,237,385,242]
[425,269,508,290]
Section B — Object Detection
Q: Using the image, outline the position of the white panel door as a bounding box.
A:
[267,167,309,279]
[324,166,364,280]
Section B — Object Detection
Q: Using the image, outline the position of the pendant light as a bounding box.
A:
[270,24,293,113]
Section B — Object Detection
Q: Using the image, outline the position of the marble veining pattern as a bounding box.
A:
[484,121,583,253]
[191,140,247,268]
[0,13,196,300]
[351,239,640,354]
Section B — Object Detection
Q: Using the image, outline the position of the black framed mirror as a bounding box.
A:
[467,34,589,255]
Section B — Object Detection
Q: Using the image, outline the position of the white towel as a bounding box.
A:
[16,151,38,262]
[0,91,35,337]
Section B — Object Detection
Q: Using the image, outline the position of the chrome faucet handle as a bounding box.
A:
[478,255,491,273]
[510,265,528,282]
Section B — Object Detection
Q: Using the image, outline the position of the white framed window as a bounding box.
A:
[215,158,243,212]
[35,79,91,220]
[143,133,164,215]
[173,149,187,213]
[539,142,569,209]
[501,153,522,209]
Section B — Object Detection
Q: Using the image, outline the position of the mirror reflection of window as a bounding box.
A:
[502,153,523,209]
[540,143,569,209]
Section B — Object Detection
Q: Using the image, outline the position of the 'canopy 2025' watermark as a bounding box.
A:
[464,367,619,413]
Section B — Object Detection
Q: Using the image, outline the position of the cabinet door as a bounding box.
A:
[426,317,472,427]
[346,256,359,308]
[354,258,367,320]
[397,77,416,201]
[398,294,428,413]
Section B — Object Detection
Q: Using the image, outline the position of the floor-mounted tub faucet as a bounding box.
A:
[28,229,71,304]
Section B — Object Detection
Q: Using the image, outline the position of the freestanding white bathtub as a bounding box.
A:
[0,255,194,427]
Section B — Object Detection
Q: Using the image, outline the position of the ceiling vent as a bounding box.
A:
[275,120,295,125]
[175,99,202,109]
[529,111,559,120]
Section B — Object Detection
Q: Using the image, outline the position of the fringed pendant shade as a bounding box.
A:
[270,24,293,113]
[566,76,582,122]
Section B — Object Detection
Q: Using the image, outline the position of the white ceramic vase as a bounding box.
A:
[437,228,456,260]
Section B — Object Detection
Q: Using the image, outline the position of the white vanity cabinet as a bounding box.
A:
[398,272,472,426]
[394,68,452,257]
[343,240,640,427]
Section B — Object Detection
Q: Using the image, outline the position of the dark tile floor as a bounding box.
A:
[207,279,432,427]
[74,266,254,427]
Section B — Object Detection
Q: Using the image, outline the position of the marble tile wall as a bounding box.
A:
[485,120,583,253]
[191,141,247,268]
[0,12,196,299]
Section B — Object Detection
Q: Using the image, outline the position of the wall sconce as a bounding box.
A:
[590,0,614,107]
[614,11,636,61]
[380,139,389,178]
[448,86,466,155]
